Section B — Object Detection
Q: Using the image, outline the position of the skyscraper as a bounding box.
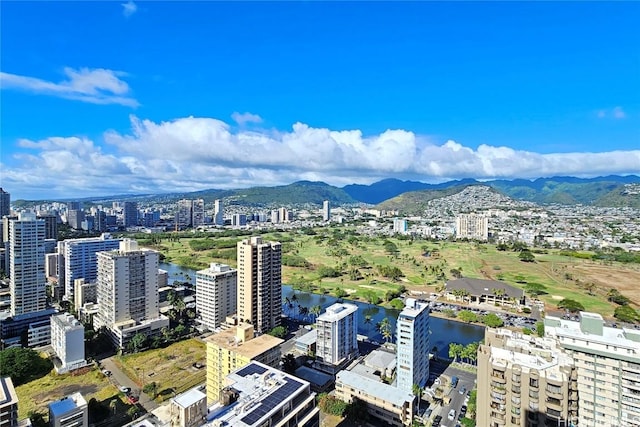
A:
[322,200,331,222]
[0,188,10,244]
[214,199,224,226]
[37,213,58,240]
[192,198,205,227]
[122,201,138,228]
[8,213,46,316]
[236,236,281,333]
[455,214,489,241]
[195,263,237,331]
[396,298,430,393]
[94,239,168,349]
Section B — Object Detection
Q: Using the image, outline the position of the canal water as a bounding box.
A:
[159,262,485,359]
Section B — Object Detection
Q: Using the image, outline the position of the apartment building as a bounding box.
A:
[322,200,330,222]
[94,239,169,349]
[205,323,283,404]
[170,388,207,427]
[335,370,415,426]
[315,303,358,372]
[50,313,86,373]
[213,199,224,226]
[48,392,88,427]
[477,328,578,427]
[7,213,46,316]
[195,263,237,332]
[58,233,122,300]
[206,361,319,427]
[0,377,18,427]
[455,213,489,240]
[545,312,640,427]
[122,201,138,228]
[236,236,282,334]
[396,298,430,393]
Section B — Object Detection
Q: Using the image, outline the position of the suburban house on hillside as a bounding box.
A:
[444,278,526,307]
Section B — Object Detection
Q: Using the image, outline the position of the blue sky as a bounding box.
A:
[1,1,639,199]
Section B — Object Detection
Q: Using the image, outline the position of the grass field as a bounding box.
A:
[15,366,121,420]
[113,338,206,402]
[143,228,640,318]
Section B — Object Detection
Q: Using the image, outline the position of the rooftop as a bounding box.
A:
[206,361,312,427]
[446,277,524,299]
[204,329,283,358]
[336,370,414,407]
[49,392,86,416]
[317,303,358,322]
[545,313,640,352]
[0,377,17,406]
[398,298,430,319]
[172,388,206,409]
[295,329,317,346]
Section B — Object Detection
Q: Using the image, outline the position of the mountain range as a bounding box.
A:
[13,175,640,210]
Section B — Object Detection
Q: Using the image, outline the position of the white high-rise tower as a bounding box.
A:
[396,298,430,393]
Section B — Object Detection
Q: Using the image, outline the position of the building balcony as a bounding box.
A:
[512,375,521,385]
[511,416,521,426]
[546,399,563,412]
[545,388,564,400]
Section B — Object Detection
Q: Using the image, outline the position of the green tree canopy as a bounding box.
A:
[0,348,52,385]
[557,299,585,313]
[482,313,504,328]
[458,310,478,323]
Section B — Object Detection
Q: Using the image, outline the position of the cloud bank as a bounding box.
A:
[4,115,640,199]
[122,1,137,18]
[0,67,139,107]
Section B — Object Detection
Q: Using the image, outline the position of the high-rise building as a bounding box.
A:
[214,199,224,226]
[205,324,283,404]
[94,239,169,349]
[67,210,85,230]
[48,392,88,427]
[322,200,331,222]
[396,298,430,393]
[393,218,408,233]
[37,212,58,240]
[176,199,193,228]
[455,213,489,241]
[545,312,640,426]
[195,263,237,332]
[122,201,138,228]
[50,313,86,373]
[236,236,282,334]
[316,303,358,370]
[0,376,18,427]
[192,198,205,227]
[231,214,246,227]
[0,188,10,244]
[58,234,122,300]
[8,213,46,316]
[477,328,578,427]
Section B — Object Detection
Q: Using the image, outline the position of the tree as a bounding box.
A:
[449,343,463,362]
[282,353,297,374]
[557,299,585,313]
[377,317,393,343]
[109,399,118,414]
[518,250,535,262]
[607,288,631,306]
[143,381,158,398]
[268,326,288,339]
[0,347,52,385]
[536,321,545,337]
[127,406,139,419]
[28,411,47,427]
[524,283,547,297]
[310,305,322,321]
[127,333,147,353]
[614,305,640,323]
[413,383,423,413]
[442,308,457,318]
[482,313,504,328]
[458,310,478,323]
[334,288,348,298]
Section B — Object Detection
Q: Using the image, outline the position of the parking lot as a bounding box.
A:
[430,301,539,330]
[419,361,476,427]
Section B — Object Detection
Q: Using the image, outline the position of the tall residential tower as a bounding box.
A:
[396,298,430,393]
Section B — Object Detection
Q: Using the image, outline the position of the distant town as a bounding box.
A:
[1,182,639,427]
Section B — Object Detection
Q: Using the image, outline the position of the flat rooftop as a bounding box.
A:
[172,388,206,409]
[317,303,358,322]
[337,370,414,407]
[206,361,312,427]
[204,329,283,358]
[0,377,17,406]
[49,392,86,416]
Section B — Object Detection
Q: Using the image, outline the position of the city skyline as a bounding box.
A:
[1,2,638,199]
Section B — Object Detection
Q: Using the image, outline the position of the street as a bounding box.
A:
[99,356,159,412]
[422,360,476,427]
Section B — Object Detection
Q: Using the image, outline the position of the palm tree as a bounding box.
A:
[377,317,392,343]
[413,383,423,414]
[310,305,322,322]
[449,343,463,362]
[109,399,117,414]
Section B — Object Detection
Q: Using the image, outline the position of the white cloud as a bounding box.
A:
[597,106,627,120]
[122,1,137,18]
[0,67,138,107]
[231,112,263,126]
[4,115,640,199]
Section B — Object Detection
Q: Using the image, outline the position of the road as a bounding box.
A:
[99,356,159,412]
[422,361,476,427]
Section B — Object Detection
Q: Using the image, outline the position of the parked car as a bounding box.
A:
[433,415,442,427]
[119,386,130,393]
[459,386,466,395]
[102,370,111,376]
[448,409,456,421]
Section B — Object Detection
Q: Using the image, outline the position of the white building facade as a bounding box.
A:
[396,298,430,392]
[195,263,237,332]
[51,313,86,373]
[316,303,358,368]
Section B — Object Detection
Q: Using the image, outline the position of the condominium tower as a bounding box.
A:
[8,213,46,316]
[316,303,358,369]
[213,199,224,226]
[322,200,330,222]
[94,239,169,349]
[545,312,640,427]
[396,298,430,393]
[57,234,122,300]
[0,188,9,243]
[236,236,281,334]
[122,201,138,228]
[455,213,489,241]
[477,328,578,427]
[195,263,237,331]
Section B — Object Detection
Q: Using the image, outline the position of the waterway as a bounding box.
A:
[159,262,485,359]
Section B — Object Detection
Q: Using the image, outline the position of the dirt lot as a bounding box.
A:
[571,261,640,306]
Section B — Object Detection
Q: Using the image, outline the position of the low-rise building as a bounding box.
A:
[170,388,207,427]
[50,313,86,373]
[48,392,88,427]
[205,324,283,404]
[335,370,415,426]
[205,361,319,427]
